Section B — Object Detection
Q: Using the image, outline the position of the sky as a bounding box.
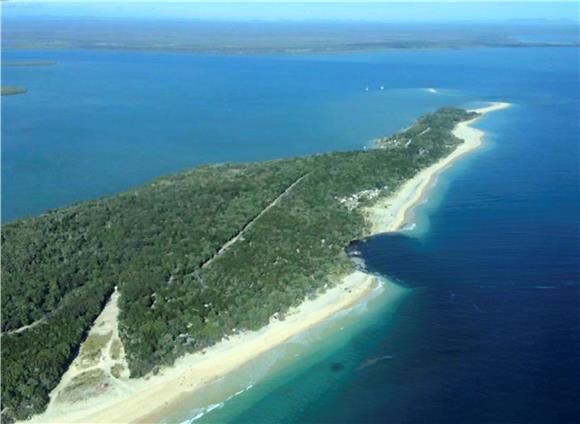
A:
[2,2,578,23]
[4,0,578,3]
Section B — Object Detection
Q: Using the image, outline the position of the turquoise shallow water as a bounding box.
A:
[157,280,409,424]
[2,47,579,423]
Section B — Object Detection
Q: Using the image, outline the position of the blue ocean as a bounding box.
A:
[2,47,579,423]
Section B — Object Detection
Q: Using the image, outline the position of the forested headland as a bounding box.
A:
[1,107,477,422]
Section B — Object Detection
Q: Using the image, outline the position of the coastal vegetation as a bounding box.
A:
[2,60,57,67]
[0,107,477,423]
[1,86,27,96]
[79,332,112,366]
[1,282,112,421]
[56,369,108,403]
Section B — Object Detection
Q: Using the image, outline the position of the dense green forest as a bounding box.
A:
[1,107,477,422]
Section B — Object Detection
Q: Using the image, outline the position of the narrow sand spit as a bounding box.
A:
[27,101,510,424]
[365,102,511,235]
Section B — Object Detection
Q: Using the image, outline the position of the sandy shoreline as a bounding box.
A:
[365,101,511,235]
[28,101,510,424]
[29,272,381,424]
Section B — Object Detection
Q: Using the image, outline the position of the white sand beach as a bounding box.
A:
[28,272,380,424]
[27,101,510,424]
[365,101,511,235]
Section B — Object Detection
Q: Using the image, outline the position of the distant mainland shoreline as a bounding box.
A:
[2,19,578,56]
[2,60,57,67]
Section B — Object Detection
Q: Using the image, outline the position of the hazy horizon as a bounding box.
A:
[3,2,579,24]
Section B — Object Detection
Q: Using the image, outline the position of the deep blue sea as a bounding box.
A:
[2,47,579,423]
